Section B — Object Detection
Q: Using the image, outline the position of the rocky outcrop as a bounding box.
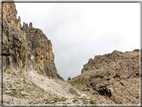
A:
[70,50,140,104]
[2,2,63,80]
[68,77,71,80]
[81,50,140,77]
[3,1,21,29]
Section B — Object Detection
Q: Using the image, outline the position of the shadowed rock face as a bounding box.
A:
[70,50,140,104]
[2,2,63,81]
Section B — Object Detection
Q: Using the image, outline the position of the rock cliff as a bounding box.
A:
[3,0,21,29]
[69,49,140,104]
[2,1,63,80]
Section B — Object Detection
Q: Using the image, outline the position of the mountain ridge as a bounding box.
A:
[68,49,140,104]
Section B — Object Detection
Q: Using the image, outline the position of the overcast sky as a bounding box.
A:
[15,2,140,80]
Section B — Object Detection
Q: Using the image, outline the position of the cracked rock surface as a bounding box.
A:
[69,49,140,104]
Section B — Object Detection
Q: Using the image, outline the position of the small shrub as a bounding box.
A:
[4,69,7,72]
[72,99,78,103]
[90,100,96,104]
[23,80,26,84]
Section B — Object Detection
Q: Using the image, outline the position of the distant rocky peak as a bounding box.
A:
[81,49,140,74]
[3,0,21,29]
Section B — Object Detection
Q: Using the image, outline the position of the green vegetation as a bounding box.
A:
[58,97,67,102]
[44,97,67,104]
[4,69,7,72]
[44,101,50,104]
[72,97,97,104]
[12,71,17,76]
[90,99,97,104]
[7,89,26,99]
[11,90,17,96]
[72,99,78,103]
[96,71,102,73]
[80,98,89,104]
[4,69,11,74]
[53,98,58,103]
[120,94,123,97]
[4,69,18,76]
[69,79,87,86]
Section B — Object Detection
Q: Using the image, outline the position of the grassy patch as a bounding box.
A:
[11,71,17,76]
[69,79,87,86]
[15,81,21,84]
[4,69,7,72]
[44,101,51,104]
[44,97,67,104]
[5,69,11,74]
[58,98,67,102]
[120,94,123,97]
[96,71,102,73]
[72,97,92,104]
[72,99,78,103]
[53,98,58,103]
[12,90,17,96]
[23,80,26,84]
[79,98,89,104]
[90,99,96,104]
[4,69,17,77]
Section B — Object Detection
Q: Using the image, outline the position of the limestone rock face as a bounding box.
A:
[2,2,63,81]
[3,20,27,71]
[81,50,140,78]
[3,1,21,29]
[70,50,140,104]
